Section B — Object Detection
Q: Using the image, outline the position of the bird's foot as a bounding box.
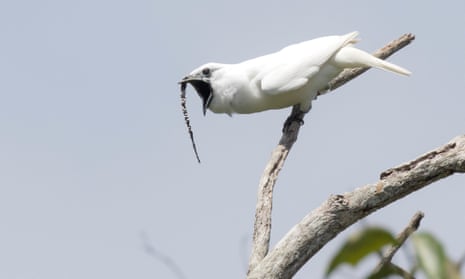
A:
[282,110,305,133]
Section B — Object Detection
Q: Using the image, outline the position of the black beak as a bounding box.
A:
[179,77,213,115]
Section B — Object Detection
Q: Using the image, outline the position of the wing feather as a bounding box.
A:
[259,31,359,95]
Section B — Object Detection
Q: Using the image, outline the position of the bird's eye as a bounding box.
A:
[202,67,211,76]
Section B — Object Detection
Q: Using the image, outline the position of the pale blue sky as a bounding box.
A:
[1,1,464,278]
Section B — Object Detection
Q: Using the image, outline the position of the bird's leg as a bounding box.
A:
[282,105,306,133]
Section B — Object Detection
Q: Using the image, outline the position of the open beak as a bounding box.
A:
[179,76,213,115]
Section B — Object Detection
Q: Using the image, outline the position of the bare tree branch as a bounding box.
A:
[248,135,465,279]
[247,33,416,274]
[370,211,424,277]
[140,232,187,279]
[248,106,301,274]
[387,263,416,279]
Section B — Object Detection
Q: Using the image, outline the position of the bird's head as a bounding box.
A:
[179,63,224,115]
[178,63,225,163]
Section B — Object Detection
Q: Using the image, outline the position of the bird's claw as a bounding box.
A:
[282,112,305,133]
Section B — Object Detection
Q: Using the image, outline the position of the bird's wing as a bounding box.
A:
[260,64,319,93]
[259,32,359,95]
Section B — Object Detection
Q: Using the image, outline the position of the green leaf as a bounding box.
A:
[325,227,397,277]
[412,232,448,279]
[367,263,402,279]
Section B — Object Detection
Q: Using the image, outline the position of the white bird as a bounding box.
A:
[180,31,410,117]
[179,31,410,162]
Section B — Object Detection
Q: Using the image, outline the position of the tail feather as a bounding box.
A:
[333,46,411,76]
[369,53,411,76]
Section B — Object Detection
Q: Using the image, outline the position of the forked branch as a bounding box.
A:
[248,135,465,278]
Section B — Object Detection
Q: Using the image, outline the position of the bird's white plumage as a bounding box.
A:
[259,32,358,95]
[182,31,410,115]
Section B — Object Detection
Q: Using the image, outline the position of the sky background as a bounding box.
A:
[1,1,464,278]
